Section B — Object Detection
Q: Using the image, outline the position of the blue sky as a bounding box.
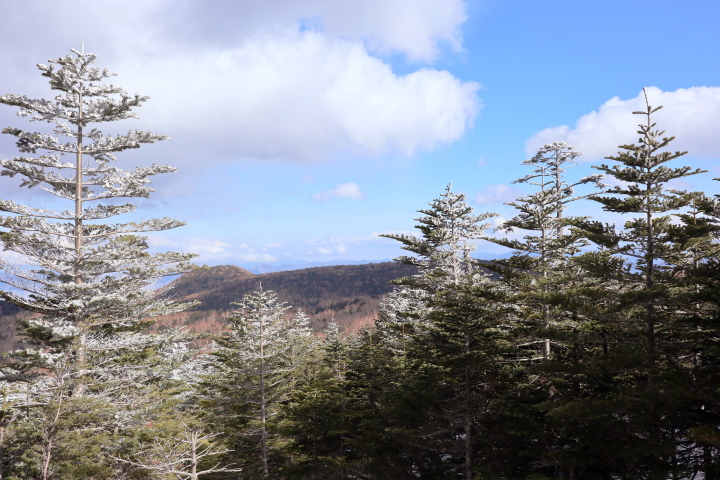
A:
[1,0,719,268]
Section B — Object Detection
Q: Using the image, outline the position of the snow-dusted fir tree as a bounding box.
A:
[378,184,497,349]
[490,142,604,360]
[113,427,243,480]
[0,46,196,394]
[199,288,313,479]
[382,184,497,289]
[498,142,604,262]
[380,186,511,479]
[0,47,198,478]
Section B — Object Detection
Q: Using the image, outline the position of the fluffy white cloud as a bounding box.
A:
[527,87,720,160]
[475,184,523,205]
[234,252,279,263]
[155,0,467,63]
[147,236,278,264]
[150,236,232,257]
[123,30,480,164]
[312,182,366,202]
[303,0,467,62]
[0,1,477,167]
[185,238,232,257]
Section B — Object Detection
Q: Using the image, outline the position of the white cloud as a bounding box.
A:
[475,184,523,205]
[147,235,278,264]
[308,0,467,62]
[491,216,507,228]
[0,1,478,166]
[155,0,467,63]
[0,0,467,61]
[185,238,232,257]
[306,233,348,255]
[152,236,226,255]
[305,231,412,257]
[230,243,279,263]
[128,31,479,164]
[527,87,720,160]
[234,252,279,263]
[312,182,366,202]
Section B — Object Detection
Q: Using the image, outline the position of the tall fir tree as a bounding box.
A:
[667,189,720,478]
[280,322,358,479]
[544,89,712,479]
[0,46,197,479]
[588,88,703,356]
[490,141,604,361]
[380,186,516,479]
[382,184,496,290]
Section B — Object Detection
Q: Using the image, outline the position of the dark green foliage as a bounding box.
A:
[543,90,720,479]
[3,397,117,480]
[276,97,720,479]
[488,141,604,363]
[199,288,313,479]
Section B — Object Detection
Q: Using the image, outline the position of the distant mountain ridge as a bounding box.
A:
[244,259,388,274]
[0,259,508,351]
[0,262,417,351]
[243,252,511,274]
[160,262,418,333]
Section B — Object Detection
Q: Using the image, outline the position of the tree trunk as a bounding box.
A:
[190,430,199,480]
[464,336,473,480]
[72,92,87,398]
[260,320,269,478]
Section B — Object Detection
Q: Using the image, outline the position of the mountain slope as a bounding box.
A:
[0,262,418,351]
[159,262,418,333]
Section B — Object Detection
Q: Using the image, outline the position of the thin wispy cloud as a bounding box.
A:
[312,182,366,202]
[475,184,523,206]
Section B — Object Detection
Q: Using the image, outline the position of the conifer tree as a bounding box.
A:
[380,186,513,479]
[587,88,703,355]
[113,426,243,480]
[0,45,196,384]
[280,322,357,479]
[667,190,720,478]
[382,184,496,289]
[544,89,711,478]
[199,288,313,479]
[378,184,498,373]
[0,46,197,479]
[490,142,604,361]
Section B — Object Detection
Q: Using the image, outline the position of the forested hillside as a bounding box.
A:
[166,262,417,313]
[153,261,419,336]
[0,262,419,352]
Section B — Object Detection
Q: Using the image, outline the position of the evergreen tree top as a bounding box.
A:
[1,45,152,127]
[592,88,704,215]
